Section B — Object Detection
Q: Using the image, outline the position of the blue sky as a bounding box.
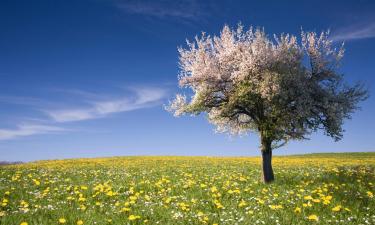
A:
[1,0,375,161]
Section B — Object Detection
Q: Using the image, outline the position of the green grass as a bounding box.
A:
[0,152,374,225]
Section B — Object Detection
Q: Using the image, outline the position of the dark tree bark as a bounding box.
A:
[261,137,274,183]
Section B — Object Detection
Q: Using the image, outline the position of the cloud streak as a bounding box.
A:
[0,96,52,107]
[0,124,66,141]
[44,87,167,122]
[0,86,168,140]
[332,22,375,41]
[115,0,208,22]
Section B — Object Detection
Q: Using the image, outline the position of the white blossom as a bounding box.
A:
[168,24,368,148]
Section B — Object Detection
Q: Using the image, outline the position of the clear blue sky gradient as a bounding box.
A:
[1,0,374,161]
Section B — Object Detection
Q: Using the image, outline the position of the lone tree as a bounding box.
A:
[167,24,368,183]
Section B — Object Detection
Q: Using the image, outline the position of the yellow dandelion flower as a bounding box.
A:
[323,200,331,205]
[332,205,342,212]
[238,199,247,207]
[20,222,28,225]
[59,218,66,224]
[213,200,224,209]
[76,220,84,225]
[33,179,41,186]
[308,214,318,221]
[128,215,141,220]
[79,205,86,211]
[294,207,301,213]
[121,207,131,212]
[325,195,333,200]
[269,205,283,210]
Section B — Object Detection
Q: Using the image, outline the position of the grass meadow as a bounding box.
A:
[0,153,374,225]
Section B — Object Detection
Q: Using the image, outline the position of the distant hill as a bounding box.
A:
[0,161,23,166]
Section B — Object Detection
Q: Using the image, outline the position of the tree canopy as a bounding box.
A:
[167,24,368,149]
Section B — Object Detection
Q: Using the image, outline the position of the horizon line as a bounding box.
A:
[2,151,374,164]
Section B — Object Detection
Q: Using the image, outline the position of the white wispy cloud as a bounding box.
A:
[332,22,375,41]
[0,96,51,107]
[0,124,66,141]
[44,87,167,122]
[0,86,168,140]
[115,0,209,21]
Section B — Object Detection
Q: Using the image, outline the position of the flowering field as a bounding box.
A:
[0,153,374,225]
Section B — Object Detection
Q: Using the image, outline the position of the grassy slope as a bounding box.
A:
[0,152,374,225]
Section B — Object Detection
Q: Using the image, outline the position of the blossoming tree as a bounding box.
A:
[167,24,368,183]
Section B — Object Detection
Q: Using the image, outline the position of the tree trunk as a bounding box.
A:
[261,138,274,183]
